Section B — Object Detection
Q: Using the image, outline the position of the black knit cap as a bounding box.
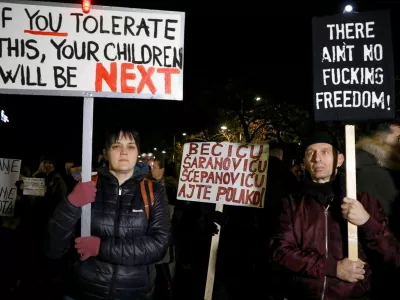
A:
[40,155,55,163]
[304,131,340,152]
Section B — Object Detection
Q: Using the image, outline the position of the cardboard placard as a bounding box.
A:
[0,158,21,216]
[177,142,269,208]
[23,177,46,196]
[0,1,185,100]
[312,10,395,121]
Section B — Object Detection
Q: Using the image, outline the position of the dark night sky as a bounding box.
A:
[1,0,400,168]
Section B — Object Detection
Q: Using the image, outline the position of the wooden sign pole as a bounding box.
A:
[81,96,94,237]
[204,203,224,300]
[345,125,358,261]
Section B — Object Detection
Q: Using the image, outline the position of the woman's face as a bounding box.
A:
[42,161,54,173]
[107,132,138,175]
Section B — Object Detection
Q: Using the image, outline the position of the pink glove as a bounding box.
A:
[67,181,97,207]
[75,236,100,261]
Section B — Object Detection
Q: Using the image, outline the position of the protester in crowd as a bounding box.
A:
[151,158,178,300]
[59,159,78,194]
[264,146,299,299]
[45,127,171,300]
[270,131,400,299]
[356,120,400,298]
[356,121,400,232]
[290,159,305,182]
[31,156,66,243]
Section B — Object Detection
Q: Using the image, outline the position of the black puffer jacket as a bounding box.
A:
[45,164,171,300]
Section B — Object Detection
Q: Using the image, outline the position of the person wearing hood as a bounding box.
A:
[356,121,400,232]
[45,128,171,300]
[356,121,400,298]
[29,157,67,285]
[269,131,398,300]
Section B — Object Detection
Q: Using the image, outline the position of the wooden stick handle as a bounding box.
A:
[345,125,358,261]
[204,203,223,300]
[81,97,94,237]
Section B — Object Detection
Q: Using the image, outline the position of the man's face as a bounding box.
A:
[151,160,164,180]
[384,125,400,146]
[304,143,344,183]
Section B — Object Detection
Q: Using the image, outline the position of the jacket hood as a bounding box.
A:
[356,137,400,170]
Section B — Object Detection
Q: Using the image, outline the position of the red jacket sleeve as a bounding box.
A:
[359,192,400,267]
[269,197,338,278]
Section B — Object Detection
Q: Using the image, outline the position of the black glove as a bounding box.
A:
[212,211,226,226]
[205,211,226,236]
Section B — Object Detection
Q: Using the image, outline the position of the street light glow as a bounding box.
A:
[255,97,261,101]
[1,110,9,123]
[162,150,166,154]
[182,133,187,136]
[344,5,353,13]
[221,126,227,130]
[154,147,157,151]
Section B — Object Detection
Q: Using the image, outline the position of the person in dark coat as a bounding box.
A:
[265,147,298,230]
[45,128,171,300]
[270,131,400,300]
[59,159,78,195]
[356,121,400,234]
[264,147,299,299]
[355,121,400,298]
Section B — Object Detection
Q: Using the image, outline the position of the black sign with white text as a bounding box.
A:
[312,10,395,122]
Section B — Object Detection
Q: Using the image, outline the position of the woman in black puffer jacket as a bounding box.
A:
[45,128,171,300]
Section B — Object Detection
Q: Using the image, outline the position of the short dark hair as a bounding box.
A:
[104,127,140,152]
[154,157,166,169]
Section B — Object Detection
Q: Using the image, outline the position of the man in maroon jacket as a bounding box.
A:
[269,131,399,300]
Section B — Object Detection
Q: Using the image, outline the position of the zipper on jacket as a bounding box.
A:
[108,185,122,298]
[321,204,330,300]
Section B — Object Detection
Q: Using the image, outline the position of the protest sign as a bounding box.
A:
[312,10,395,121]
[0,0,186,237]
[0,158,21,216]
[179,142,270,300]
[177,142,269,208]
[312,10,395,262]
[0,1,185,100]
[23,177,45,196]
